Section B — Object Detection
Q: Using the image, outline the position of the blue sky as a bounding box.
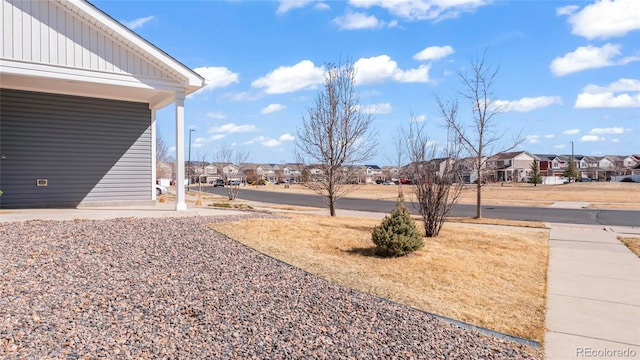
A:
[94,0,639,164]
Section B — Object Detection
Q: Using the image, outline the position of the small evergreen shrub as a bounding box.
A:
[371,196,423,257]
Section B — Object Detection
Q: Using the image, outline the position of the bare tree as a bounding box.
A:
[296,58,377,216]
[387,125,409,199]
[406,119,464,237]
[195,150,208,193]
[156,133,172,179]
[214,146,249,200]
[437,52,523,218]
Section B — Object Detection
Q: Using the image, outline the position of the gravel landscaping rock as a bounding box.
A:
[1,215,541,359]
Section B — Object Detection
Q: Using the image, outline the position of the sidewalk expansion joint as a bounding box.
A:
[550,270,640,282]
[549,238,624,244]
[548,292,640,307]
[547,330,640,348]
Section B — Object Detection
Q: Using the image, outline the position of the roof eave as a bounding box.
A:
[70,0,205,91]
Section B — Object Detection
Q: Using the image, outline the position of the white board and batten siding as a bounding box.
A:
[1,0,176,82]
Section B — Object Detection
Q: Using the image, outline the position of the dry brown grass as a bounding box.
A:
[619,237,640,258]
[259,204,323,211]
[210,214,549,342]
[587,203,640,210]
[249,182,640,208]
[446,217,547,229]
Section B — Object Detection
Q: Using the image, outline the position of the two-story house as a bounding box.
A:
[487,151,539,182]
[381,166,400,182]
[363,165,383,183]
[281,164,302,183]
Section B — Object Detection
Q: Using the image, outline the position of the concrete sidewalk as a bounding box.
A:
[0,202,247,222]
[545,223,640,359]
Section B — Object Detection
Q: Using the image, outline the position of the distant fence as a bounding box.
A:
[542,176,567,185]
[611,174,640,182]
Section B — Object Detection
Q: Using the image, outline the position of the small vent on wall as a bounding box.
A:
[37,179,48,187]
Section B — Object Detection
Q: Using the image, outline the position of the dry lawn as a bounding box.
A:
[446,217,546,228]
[249,182,640,209]
[210,214,549,342]
[619,237,640,258]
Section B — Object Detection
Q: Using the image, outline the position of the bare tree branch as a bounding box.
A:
[405,120,464,237]
[296,58,378,216]
[438,51,524,218]
[213,146,250,200]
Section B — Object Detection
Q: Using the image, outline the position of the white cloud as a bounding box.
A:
[222,91,262,102]
[209,123,258,134]
[252,60,324,94]
[563,129,580,135]
[279,134,295,142]
[354,55,430,84]
[575,78,640,108]
[584,78,640,93]
[122,16,154,30]
[333,11,383,30]
[525,135,541,144]
[168,146,176,153]
[210,134,226,141]
[413,45,454,61]
[550,44,627,76]
[348,0,491,22]
[556,5,579,16]
[589,127,627,135]
[544,134,555,139]
[206,111,227,120]
[276,0,315,14]
[262,139,281,147]
[558,0,640,39]
[194,67,240,92]
[580,135,605,142]
[554,144,566,149]
[361,102,393,114]
[314,3,330,10]
[411,114,427,122]
[260,104,286,115]
[612,138,620,143]
[494,96,563,112]
[254,134,295,148]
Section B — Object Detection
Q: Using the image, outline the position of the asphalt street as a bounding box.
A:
[203,187,640,227]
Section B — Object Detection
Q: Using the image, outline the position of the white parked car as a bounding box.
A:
[155,184,168,195]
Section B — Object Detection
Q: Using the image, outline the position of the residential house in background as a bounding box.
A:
[536,154,568,177]
[364,165,384,183]
[487,151,539,182]
[381,166,400,182]
[456,157,485,184]
[623,155,640,169]
[306,164,326,182]
[157,161,174,182]
[241,164,279,184]
[281,164,303,183]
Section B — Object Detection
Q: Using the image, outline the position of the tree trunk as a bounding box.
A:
[476,180,482,219]
[329,197,336,217]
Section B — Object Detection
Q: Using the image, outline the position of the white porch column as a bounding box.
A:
[175,91,187,211]
[151,108,157,201]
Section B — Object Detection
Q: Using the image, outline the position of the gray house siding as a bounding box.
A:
[0,89,152,208]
